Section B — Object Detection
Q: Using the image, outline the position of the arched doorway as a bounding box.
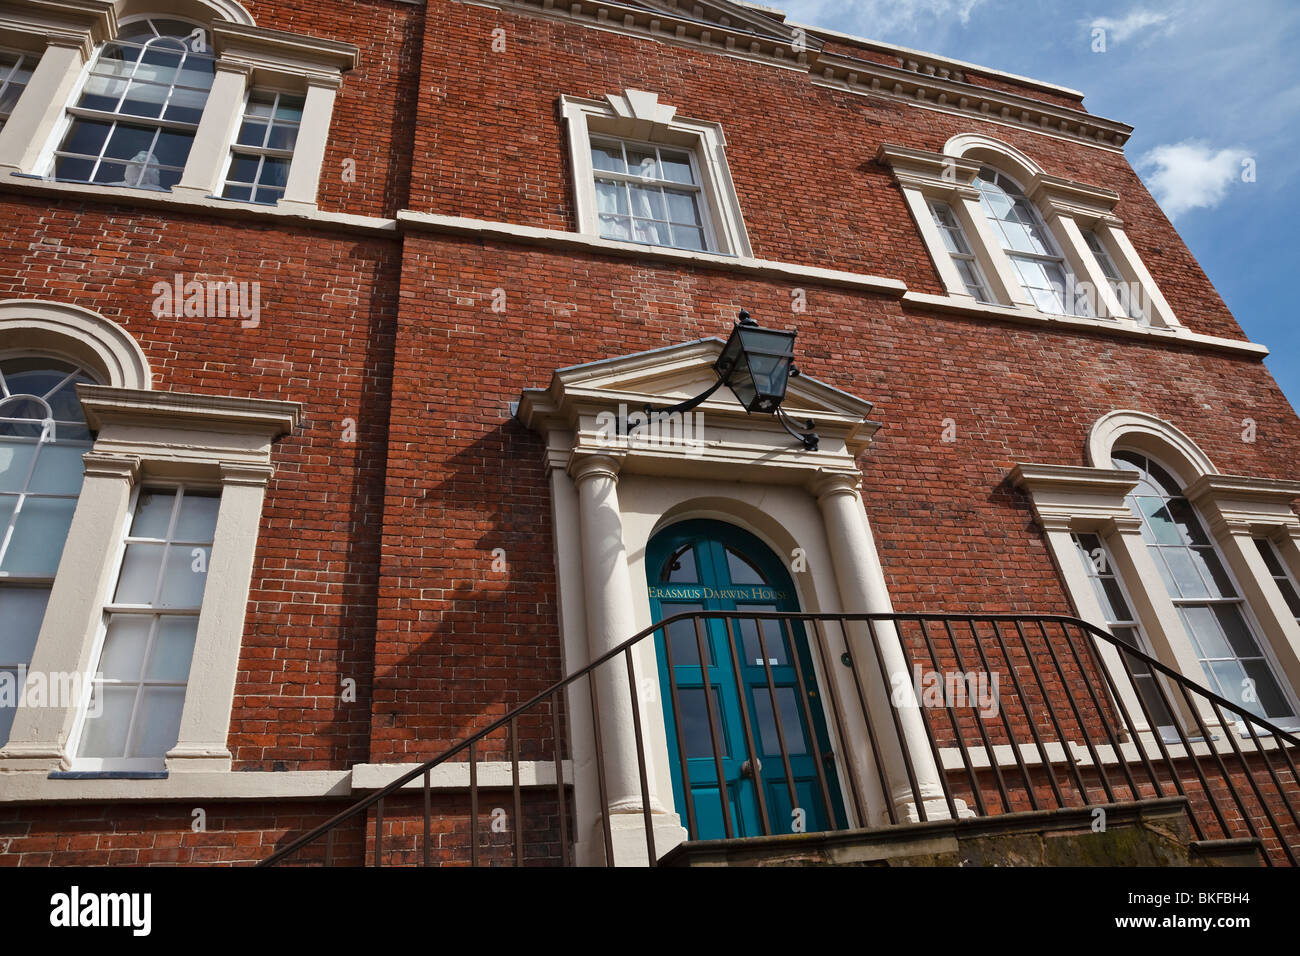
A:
[646,518,846,839]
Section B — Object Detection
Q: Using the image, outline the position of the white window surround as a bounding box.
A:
[1013,410,1300,739]
[218,85,304,205]
[560,89,753,258]
[0,298,152,388]
[74,480,222,770]
[517,337,967,864]
[0,377,299,775]
[879,136,1181,329]
[0,1,357,213]
[0,0,118,177]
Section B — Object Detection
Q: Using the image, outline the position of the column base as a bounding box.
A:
[0,742,68,773]
[891,783,975,823]
[168,184,216,202]
[165,744,233,772]
[576,810,688,866]
[275,198,319,214]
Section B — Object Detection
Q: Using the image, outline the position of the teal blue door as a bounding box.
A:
[646,520,847,839]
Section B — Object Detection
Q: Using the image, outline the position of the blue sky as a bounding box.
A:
[780,0,1300,411]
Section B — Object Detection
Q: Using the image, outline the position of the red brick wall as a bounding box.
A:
[406,0,1242,340]
[0,801,364,866]
[0,194,396,770]
[0,0,1296,865]
[241,0,426,219]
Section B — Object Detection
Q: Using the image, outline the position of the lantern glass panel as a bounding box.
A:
[736,327,794,406]
[728,364,757,410]
[715,325,745,381]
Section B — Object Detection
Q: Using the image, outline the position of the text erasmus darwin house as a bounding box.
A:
[0,0,1297,869]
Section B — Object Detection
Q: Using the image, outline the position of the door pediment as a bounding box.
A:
[517,337,880,485]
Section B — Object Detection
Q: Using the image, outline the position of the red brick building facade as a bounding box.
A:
[0,0,1296,866]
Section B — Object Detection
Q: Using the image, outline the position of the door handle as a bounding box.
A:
[740,758,762,778]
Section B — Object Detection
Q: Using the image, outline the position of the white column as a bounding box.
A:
[0,39,87,176]
[167,463,272,771]
[953,192,1034,307]
[570,453,675,864]
[1048,210,1128,319]
[900,186,970,298]
[172,59,251,200]
[279,76,339,211]
[0,453,138,771]
[814,471,953,823]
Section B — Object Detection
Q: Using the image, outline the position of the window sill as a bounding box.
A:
[17,173,171,194]
[396,209,910,297]
[48,770,168,780]
[0,169,394,235]
[901,291,1269,358]
[0,760,569,803]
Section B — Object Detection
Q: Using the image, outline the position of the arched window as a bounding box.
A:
[1113,449,1296,723]
[0,356,97,745]
[973,166,1088,317]
[48,16,216,190]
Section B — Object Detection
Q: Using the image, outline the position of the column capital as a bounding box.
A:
[304,73,344,91]
[1205,513,1257,539]
[81,452,140,482]
[213,57,255,76]
[569,452,622,487]
[1039,515,1075,533]
[219,462,274,487]
[42,31,94,56]
[812,469,861,502]
[1101,515,1144,537]
[1270,524,1300,546]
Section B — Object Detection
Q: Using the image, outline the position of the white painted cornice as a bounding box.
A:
[1010,462,1139,532]
[1011,462,1139,497]
[1185,474,1300,537]
[463,0,1131,149]
[0,0,116,56]
[876,143,980,197]
[1185,474,1300,505]
[78,384,301,436]
[637,0,799,43]
[771,11,1086,100]
[213,20,359,82]
[475,0,816,70]
[1031,173,1121,224]
[75,385,300,475]
[813,52,1132,150]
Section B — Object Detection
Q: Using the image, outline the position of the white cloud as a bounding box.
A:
[1137,141,1253,219]
[1088,8,1176,45]
[783,0,987,36]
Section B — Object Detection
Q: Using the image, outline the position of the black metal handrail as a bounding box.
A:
[259,612,1300,867]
